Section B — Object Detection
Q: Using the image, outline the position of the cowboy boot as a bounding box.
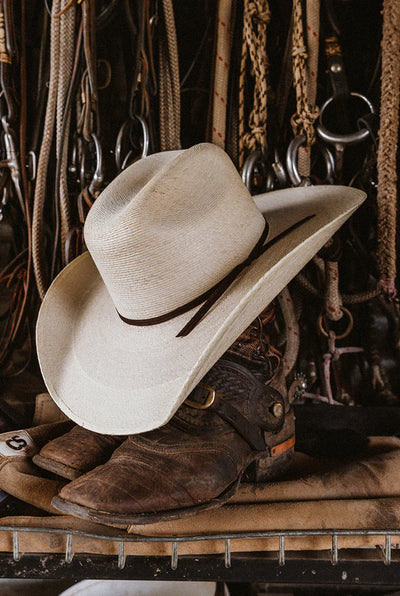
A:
[51,350,295,527]
[32,426,124,480]
[34,308,280,482]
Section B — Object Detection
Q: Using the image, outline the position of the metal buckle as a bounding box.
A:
[185,383,216,409]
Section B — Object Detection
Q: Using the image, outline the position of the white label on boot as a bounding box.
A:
[0,431,36,458]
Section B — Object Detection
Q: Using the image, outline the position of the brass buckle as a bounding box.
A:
[185,383,216,409]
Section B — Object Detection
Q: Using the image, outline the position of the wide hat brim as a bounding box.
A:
[36,185,365,435]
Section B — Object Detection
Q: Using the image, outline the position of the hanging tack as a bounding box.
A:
[118,540,126,570]
[225,538,231,568]
[331,534,338,565]
[238,0,271,169]
[171,541,178,570]
[12,531,19,562]
[278,535,285,566]
[278,287,300,377]
[65,533,73,564]
[376,0,400,298]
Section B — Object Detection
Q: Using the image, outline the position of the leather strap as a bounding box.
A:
[186,382,285,452]
[270,434,295,457]
[117,221,269,328]
[211,394,268,451]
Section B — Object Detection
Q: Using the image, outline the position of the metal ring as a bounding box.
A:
[317,92,375,146]
[115,116,149,171]
[97,59,112,90]
[185,384,216,410]
[318,306,354,340]
[132,115,149,160]
[286,134,335,186]
[272,148,288,188]
[242,150,263,192]
[80,134,104,196]
[88,133,104,197]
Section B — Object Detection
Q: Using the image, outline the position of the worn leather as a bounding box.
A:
[33,426,124,480]
[3,499,400,555]
[0,415,73,514]
[53,355,294,523]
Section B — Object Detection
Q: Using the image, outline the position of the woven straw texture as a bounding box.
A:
[36,145,365,435]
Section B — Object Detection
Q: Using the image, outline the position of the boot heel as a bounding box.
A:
[250,438,295,482]
[244,410,296,483]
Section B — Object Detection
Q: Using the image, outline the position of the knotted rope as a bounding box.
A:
[297,0,320,177]
[238,0,270,169]
[376,0,400,298]
[290,0,319,147]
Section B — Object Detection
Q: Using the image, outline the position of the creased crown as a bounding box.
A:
[84,143,266,320]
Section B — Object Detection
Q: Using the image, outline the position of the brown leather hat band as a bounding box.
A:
[117,214,314,337]
[117,221,268,331]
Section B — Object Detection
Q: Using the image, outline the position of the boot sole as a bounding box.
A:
[51,436,295,527]
[51,459,257,528]
[32,454,83,481]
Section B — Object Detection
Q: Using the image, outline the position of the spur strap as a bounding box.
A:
[185,382,285,452]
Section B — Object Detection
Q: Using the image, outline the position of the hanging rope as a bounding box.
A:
[32,0,62,299]
[297,0,320,177]
[32,0,77,298]
[211,0,234,148]
[159,0,181,151]
[290,0,319,147]
[238,0,270,169]
[57,2,76,263]
[324,261,343,321]
[277,287,300,377]
[296,269,381,304]
[376,0,400,298]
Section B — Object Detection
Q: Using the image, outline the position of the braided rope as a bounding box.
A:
[57,1,76,264]
[290,0,319,146]
[159,0,181,151]
[376,0,400,297]
[164,0,181,145]
[296,272,380,304]
[278,287,300,378]
[297,0,320,177]
[324,261,343,321]
[32,0,61,299]
[238,0,270,169]
[158,40,169,150]
[159,47,173,150]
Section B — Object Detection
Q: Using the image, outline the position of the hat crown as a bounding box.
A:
[84,144,266,320]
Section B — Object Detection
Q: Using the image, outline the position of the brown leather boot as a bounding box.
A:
[32,426,124,480]
[51,353,295,527]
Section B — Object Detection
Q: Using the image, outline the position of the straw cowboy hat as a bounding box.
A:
[36,143,365,435]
